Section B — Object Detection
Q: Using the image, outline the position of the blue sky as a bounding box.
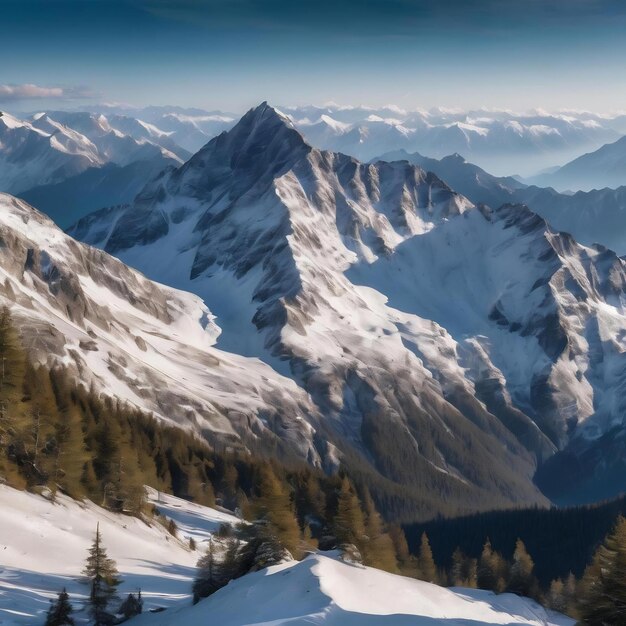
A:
[1,0,626,112]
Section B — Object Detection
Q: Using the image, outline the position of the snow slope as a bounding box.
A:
[0,484,571,626]
[0,485,238,624]
[133,552,572,626]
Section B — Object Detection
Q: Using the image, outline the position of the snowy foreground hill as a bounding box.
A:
[0,485,237,624]
[0,485,571,626]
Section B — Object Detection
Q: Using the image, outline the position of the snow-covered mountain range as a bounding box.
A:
[282,105,623,177]
[15,103,626,180]
[88,103,238,153]
[63,103,626,507]
[0,110,185,226]
[6,102,626,233]
[376,149,626,255]
[0,111,102,194]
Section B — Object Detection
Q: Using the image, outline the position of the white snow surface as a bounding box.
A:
[134,553,572,626]
[0,484,572,626]
[0,485,237,624]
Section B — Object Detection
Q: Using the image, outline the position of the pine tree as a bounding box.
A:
[0,307,25,419]
[193,538,227,603]
[507,539,537,598]
[220,464,239,509]
[83,523,121,625]
[579,515,626,624]
[221,536,242,581]
[24,364,58,478]
[54,404,88,497]
[450,547,466,586]
[546,578,567,613]
[300,524,318,555]
[477,538,507,592]
[388,524,410,566]
[45,588,74,626]
[332,477,366,550]
[563,572,578,617]
[119,590,143,619]
[466,557,478,589]
[361,489,397,572]
[252,465,300,558]
[294,472,325,527]
[417,532,438,583]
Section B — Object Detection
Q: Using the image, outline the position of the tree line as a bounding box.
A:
[404,492,626,585]
[404,514,626,621]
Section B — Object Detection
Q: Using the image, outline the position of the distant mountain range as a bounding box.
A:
[282,105,624,177]
[6,103,626,230]
[529,134,626,191]
[0,110,185,227]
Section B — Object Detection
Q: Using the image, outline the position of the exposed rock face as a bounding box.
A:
[375,149,626,256]
[65,103,626,509]
[0,193,321,464]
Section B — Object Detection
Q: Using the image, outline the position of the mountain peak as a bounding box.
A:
[244,101,293,127]
[178,101,311,188]
[0,111,25,130]
[224,101,305,150]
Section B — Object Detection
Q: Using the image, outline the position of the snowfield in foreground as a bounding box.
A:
[0,486,237,624]
[0,485,572,626]
[133,552,573,626]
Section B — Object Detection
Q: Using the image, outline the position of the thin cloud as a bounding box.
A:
[0,84,94,102]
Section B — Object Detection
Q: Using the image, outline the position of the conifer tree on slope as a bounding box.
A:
[361,488,397,572]
[579,515,626,624]
[83,523,121,625]
[450,547,477,588]
[477,538,507,592]
[507,539,538,598]
[53,404,89,498]
[45,588,74,626]
[23,363,57,479]
[193,537,243,603]
[333,477,366,551]
[417,532,438,584]
[119,590,143,619]
[252,464,301,558]
[193,538,222,603]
